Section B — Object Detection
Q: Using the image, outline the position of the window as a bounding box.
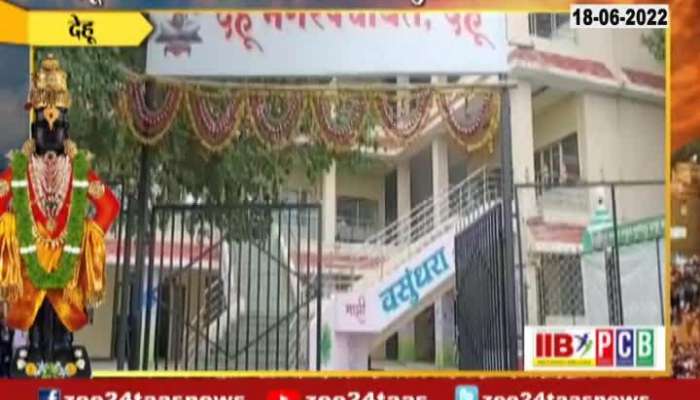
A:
[528,13,574,40]
[536,253,585,324]
[336,196,379,243]
[534,133,580,194]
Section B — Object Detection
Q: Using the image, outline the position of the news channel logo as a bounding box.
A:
[523,326,665,371]
[455,385,479,400]
[38,388,61,400]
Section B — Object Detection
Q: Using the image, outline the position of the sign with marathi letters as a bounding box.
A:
[146,12,509,76]
[333,233,455,332]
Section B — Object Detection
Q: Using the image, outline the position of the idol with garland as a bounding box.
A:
[0,54,119,378]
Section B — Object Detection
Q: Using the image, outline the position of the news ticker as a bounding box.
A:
[22,378,700,400]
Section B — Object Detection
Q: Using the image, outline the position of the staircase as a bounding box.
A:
[335,166,502,294]
[180,222,312,370]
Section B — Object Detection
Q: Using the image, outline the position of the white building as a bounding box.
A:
[75,13,665,371]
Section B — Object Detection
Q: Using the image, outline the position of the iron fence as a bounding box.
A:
[111,202,323,371]
[514,180,665,337]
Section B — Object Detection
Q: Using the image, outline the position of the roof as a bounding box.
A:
[509,47,665,92]
[526,216,585,253]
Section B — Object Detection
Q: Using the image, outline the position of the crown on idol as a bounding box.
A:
[27,54,72,129]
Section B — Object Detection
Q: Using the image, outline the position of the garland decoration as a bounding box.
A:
[248,91,305,148]
[11,150,89,289]
[311,91,369,150]
[185,88,244,152]
[118,74,502,155]
[119,79,184,145]
[438,90,499,153]
[376,89,433,141]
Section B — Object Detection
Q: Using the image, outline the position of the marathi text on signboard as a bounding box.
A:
[146,12,509,76]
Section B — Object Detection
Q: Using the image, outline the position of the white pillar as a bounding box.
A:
[322,161,337,245]
[432,135,450,225]
[509,80,536,325]
[397,160,412,244]
[397,160,412,219]
[434,290,456,368]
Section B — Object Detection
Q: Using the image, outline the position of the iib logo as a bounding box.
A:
[38,389,61,400]
[595,328,655,367]
[536,332,593,358]
[455,385,479,400]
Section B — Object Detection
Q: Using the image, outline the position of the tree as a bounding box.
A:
[641,29,665,63]
[35,47,369,205]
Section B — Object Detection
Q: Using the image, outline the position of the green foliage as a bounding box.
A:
[35,47,364,205]
[641,30,665,63]
[321,323,332,366]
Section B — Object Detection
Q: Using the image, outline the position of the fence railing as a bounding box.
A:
[331,166,502,293]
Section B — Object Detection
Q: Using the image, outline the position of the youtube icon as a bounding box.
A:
[266,389,302,400]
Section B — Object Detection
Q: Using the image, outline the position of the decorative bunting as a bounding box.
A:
[375,89,433,141]
[311,92,369,149]
[248,91,305,148]
[117,75,501,155]
[119,79,184,145]
[437,90,499,153]
[185,89,244,152]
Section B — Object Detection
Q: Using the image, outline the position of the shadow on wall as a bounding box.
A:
[0,45,29,170]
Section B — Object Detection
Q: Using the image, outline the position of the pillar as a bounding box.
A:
[432,135,450,225]
[509,80,537,326]
[434,290,456,368]
[322,161,336,245]
[397,159,412,244]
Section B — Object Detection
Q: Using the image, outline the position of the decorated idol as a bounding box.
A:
[0,54,119,378]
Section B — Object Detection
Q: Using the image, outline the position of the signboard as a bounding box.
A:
[146,12,509,76]
[582,216,664,253]
[333,233,455,332]
[524,326,666,371]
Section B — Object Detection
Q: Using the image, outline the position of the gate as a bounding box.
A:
[113,202,323,371]
[454,203,518,370]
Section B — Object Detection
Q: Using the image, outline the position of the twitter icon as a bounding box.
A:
[455,385,479,400]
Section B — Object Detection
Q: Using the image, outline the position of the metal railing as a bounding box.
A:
[333,166,502,293]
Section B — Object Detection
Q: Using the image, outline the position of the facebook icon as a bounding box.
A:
[455,385,479,400]
[38,388,61,400]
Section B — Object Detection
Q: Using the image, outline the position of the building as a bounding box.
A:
[73,12,665,371]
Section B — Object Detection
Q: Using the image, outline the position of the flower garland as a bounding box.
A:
[310,92,369,150]
[11,150,89,289]
[248,91,305,148]
[376,89,433,141]
[185,89,244,152]
[119,75,501,155]
[119,79,184,145]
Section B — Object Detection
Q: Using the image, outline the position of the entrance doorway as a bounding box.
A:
[414,306,435,363]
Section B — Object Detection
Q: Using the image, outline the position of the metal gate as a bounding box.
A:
[112,202,323,371]
[454,203,518,370]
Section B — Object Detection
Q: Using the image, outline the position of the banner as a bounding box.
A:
[17,377,700,400]
[145,12,509,76]
[524,326,666,372]
[332,233,455,333]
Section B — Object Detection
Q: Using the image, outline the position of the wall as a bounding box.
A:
[612,29,665,75]
[533,95,579,151]
[579,93,664,222]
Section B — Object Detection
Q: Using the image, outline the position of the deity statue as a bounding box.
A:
[0,54,119,378]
